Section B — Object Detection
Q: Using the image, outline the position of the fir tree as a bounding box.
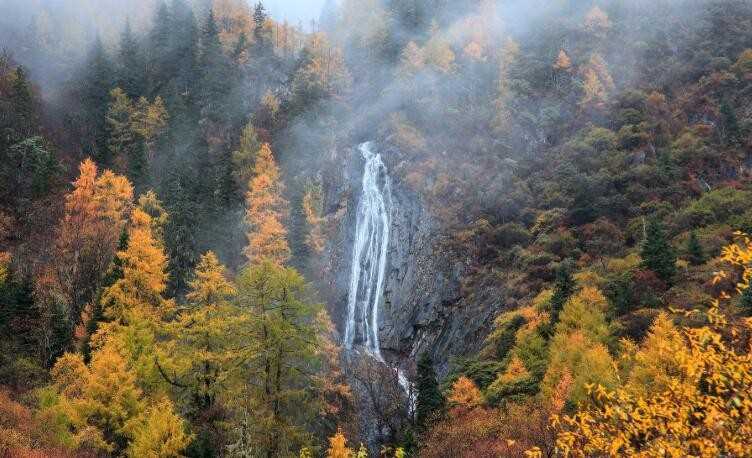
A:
[549,259,576,327]
[253,2,268,51]
[720,98,740,145]
[415,352,445,431]
[82,37,114,162]
[148,1,173,94]
[117,19,145,98]
[198,9,230,121]
[9,65,37,140]
[641,218,677,283]
[739,284,752,316]
[685,231,705,266]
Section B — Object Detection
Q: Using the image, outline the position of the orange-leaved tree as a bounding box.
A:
[551,234,752,456]
[53,159,133,326]
[243,143,290,266]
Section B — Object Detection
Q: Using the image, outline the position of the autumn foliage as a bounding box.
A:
[243,143,290,266]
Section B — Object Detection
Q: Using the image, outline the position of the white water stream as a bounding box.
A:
[344,142,392,356]
[343,143,416,411]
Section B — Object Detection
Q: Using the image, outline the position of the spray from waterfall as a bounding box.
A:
[344,142,392,359]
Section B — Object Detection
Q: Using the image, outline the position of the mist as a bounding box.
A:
[2,0,752,455]
[262,0,329,26]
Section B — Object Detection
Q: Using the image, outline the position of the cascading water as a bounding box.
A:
[344,142,392,358]
[344,142,415,413]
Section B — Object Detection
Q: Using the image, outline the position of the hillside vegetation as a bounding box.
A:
[1,0,752,456]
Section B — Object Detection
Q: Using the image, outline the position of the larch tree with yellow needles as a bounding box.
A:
[244,143,291,266]
[551,234,752,457]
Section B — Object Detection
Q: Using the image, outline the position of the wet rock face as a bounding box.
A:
[321,143,502,377]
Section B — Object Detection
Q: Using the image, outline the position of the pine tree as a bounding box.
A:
[106,87,136,171]
[82,37,114,162]
[148,1,173,94]
[739,285,752,316]
[244,143,290,266]
[415,352,445,431]
[117,19,145,98]
[9,65,37,140]
[685,231,705,266]
[720,99,740,145]
[170,0,199,103]
[253,2,269,53]
[198,9,231,123]
[231,121,261,190]
[167,251,241,456]
[641,218,677,283]
[549,259,575,327]
[233,260,325,456]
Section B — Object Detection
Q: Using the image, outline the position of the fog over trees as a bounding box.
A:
[2,0,752,456]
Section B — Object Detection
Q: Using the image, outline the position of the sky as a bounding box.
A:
[261,0,328,26]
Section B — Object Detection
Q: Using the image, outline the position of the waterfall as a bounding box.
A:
[344,142,416,415]
[344,142,392,359]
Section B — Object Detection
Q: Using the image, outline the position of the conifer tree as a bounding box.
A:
[82,37,114,161]
[148,1,172,94]
[685,231,705,266]
[231,121,261,191]
[720,99,740,145]
[326,429,354,458]
[101,206,172,323]
[117,19,145,98]
[549,259,575,328]
[415,352,445,431]
[198,9,231,123]
[9,66,37,140]
[55,159,134,326]
[253,2,269,54]
[233,260,325,456]
[244,143,290,266]
[641,218,676,283]
[170,0,199,103]
[739,284,752,316]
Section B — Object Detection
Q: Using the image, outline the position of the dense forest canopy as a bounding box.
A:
[2,0,752,456]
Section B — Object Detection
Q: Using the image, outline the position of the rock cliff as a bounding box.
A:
[320,142,504,378]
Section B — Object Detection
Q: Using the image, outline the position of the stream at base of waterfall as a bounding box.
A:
[344,142,415,412]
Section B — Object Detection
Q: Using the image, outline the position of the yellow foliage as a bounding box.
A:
[579,54,614,109]
[303,178,326,254]
[244,143,291,266]
[399,41,425,78]
[54,159,133,322]
[572,270,603,289]
[623,313,685,397]
[448,376,484,409]
[553,236,752,456]
[555,309,752,456]
[496,356,531,385]
[424,25,455,73]
[542,287,615,405]
[326,429,354,458]
[554,49,572,71]
[0,251,10,285]
[125,398,191,458]
[292,36,352,98]
[103,207,171,322]
[49,346,143,453]
[583,6,610,37]
[186,251,236,306]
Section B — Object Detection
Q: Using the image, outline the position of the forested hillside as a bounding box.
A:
[1,0,752,456]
